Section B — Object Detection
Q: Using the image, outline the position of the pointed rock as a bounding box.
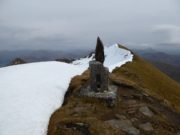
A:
[95,37,105,64]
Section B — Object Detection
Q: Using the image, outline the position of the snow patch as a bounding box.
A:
[0,62,85,135]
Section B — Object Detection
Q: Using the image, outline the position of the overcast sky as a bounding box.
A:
[0,0,180,53]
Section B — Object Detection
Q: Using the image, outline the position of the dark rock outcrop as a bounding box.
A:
[95,37,105,64]
[10,58,26,65]
[56,58,74,63]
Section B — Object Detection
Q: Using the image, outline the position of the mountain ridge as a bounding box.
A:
[48,44,180,135]
[113,45,180,112]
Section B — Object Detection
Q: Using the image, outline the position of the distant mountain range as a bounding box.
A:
[133,49,180,83]
[0,50,90,67]
[134,49,180,67]
[149,61,180,83]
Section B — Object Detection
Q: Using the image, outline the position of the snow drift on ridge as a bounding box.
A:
[73,44,133,72]
[0,44,133,135]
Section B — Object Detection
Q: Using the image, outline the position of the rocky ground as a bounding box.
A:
[48,70,180,135]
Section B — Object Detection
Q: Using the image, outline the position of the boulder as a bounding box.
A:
[139,106,154,117]
[106,119,140,135]
[139,122,154,132]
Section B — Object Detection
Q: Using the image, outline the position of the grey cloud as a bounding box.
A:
[0,26,96,51]
[0,0,180,53]
[151,25,180,45]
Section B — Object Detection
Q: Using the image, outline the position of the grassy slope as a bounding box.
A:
[112,46,180,113]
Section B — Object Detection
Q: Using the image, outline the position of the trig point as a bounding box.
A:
[89,37,109,92]
[79,37,117,107]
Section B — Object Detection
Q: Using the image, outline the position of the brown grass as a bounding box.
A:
[112,52,180,113]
